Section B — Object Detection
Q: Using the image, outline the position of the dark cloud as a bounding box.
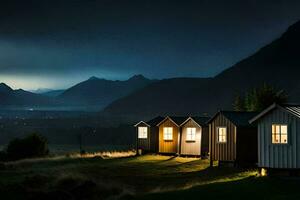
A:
[0,0,300,89]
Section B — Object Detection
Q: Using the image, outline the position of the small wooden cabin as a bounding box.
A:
[157,116,187,154]
[179,117,210,156]
[208,111,258,166]
[134,116,164,154]
[250,104,300,170]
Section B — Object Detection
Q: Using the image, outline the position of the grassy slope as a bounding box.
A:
[138,175,300,200]
[0,155,299,199]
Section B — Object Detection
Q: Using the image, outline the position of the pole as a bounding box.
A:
[79,133,83,155]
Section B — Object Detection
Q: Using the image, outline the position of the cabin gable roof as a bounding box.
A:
[134,116,165,127]
[180,116,210,127]
[134,121,150,127]
[208,111,258,127]
[249,103,300,124]
[156,116,188,127]
[180,117,201,127]
[147,116,165,126]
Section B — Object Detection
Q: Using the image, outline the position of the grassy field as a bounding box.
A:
[0,144,133,154]
[48,144,133,154]
[0,154,300,200]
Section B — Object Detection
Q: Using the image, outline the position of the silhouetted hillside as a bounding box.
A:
[57,75,156,109]
[102,20,300,119]
[0,75,155,110]
[41,90,65,97]
[0,83,55,106]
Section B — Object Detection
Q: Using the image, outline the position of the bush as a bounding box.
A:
[0,162,6,170]
[6,133,49,160]
[0,151,7,161]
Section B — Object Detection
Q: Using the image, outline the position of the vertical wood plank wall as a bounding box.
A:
[159,119,179,153]
[258,109,300,168]
[209,114,237,162]
[136,123,151,151]
[180,119,201,156]
[150,126,159,152]
[236,127,258,164]
[201,127,209,156]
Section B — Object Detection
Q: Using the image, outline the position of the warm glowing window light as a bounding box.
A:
[138,127,148,139]
[272,124,288,144]
[186,127,196,141]
[217,127,227,143]
[163,127,173,140]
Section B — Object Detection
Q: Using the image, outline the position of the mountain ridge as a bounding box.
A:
[1,20,300,113]
[0,75,156,110]
[56,75,156,110]
[102,20,300,119]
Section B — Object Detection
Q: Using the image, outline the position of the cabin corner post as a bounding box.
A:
[148,126,151,152]
[136,126,139,156]
[209,123,213,167]
[178,126,183,156]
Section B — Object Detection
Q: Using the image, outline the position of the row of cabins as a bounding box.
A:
[135,104,300,172]
[135,116,209,156]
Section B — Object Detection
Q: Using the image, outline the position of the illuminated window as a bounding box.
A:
[138,127,148,139]
[272,124,288,144]
[163,127,173,140]
[186,127,196,141]
[217,127,227,143]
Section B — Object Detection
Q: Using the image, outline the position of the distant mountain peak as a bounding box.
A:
[88,76,100,81]
[30,88,53,94]
[0,82,10,87]
[15,89,25,92]
[128,74,148,81]
[0,83,13,92]
[14,89,28,94]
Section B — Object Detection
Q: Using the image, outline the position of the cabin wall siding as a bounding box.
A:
[158,119,179,153]
[209,114,236,162]
[258,109,300,169]
[149,126,159,152]
[236,127,258,164]
[136,123,151,151]
[180,119,201,155]
[201,127,209,156]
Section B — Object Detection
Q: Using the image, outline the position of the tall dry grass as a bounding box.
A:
[71,149,136,159]
[3,149,136,166]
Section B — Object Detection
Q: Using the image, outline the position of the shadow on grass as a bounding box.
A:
[164,158,207,168]
[154,156,177,163]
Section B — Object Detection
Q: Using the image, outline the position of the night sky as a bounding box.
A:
[1,0,300,90]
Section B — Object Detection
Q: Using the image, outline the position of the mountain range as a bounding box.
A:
[1,20,300,116]
[102,20,300,119]
[0,75,156,111]
[0,83,55,107]
[56,74,155,109]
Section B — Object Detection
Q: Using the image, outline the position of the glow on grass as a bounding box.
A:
[174,156,201,163]
[150,170,258,194]
[130,155,175,162]
[181,171,257,190]
[130,155,201,164]
[72,150,136,159]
